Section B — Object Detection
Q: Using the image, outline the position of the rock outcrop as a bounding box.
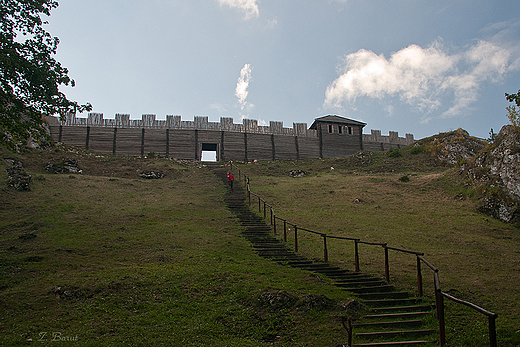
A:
[418,128,487,165]
[5,159,32,191]
[463,125,520,224]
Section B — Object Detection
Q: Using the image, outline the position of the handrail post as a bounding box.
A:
[283,220,287,242]
[436,290,446,346]
[270,208,273,225]
[489,315,497,347]
[263,201,266,219]
[294,226,298,253]
[273,216,277,235]
[248,187,251,206]
[435,273,446,347]
[417,255,423,297]
[323,235,328,262]
[258,197,261,212]
[384,245,390,283]
[354,240,360,272]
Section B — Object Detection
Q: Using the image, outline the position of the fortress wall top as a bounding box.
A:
[49,113,413,145]
[55,113,316,137]
[363,129,415,145]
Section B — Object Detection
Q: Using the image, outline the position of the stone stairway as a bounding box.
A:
[213,167,437,346]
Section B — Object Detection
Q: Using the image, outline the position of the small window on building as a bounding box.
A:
[348,126,352,135]
[338,125,343,134]
[328,124,333,133]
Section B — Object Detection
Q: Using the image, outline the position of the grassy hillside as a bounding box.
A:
[233,147,520,346]
[0,145,358,347]
[1,144,519,346]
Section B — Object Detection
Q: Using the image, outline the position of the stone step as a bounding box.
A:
[253,245,288,250]
[335,277,385,284]
[355,292,410,300]
[325,271,368,279]
[353,320,423,329]
[335,279,387,287]
[340,284,395,294]
[372,305,434,313]
[362,311,431,320]
[363,298,421,308]
[352,340,434,346]
[356,329,435,339]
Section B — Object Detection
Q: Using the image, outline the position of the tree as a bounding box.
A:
[505,89,520,129]
[0,0,91,151]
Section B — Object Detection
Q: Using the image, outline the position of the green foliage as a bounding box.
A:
[505,90,520,130]
[488,128,497,143]
[387,148,402,158]
[410,145,424,155]
[0,0,92,151]
[398,174,410,182]
[506,105,520,128]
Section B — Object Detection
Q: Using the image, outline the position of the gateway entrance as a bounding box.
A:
[201,143,218,162]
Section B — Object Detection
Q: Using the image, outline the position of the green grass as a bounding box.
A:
[2,144,519,346]
[0,146,357,347]
[233,152,520,346]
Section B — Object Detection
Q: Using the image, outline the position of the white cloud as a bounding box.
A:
[208,102,227,113]
[324,38,520,119]
[267,18,278,28]
[217,0,259,19]
[235,63,254,116]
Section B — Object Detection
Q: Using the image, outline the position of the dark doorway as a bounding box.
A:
[201,143,218,162]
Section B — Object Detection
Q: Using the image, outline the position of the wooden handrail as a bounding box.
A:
[385,245,424,255]
[229,162,498,347]
[418,255,439,272]
[441,292,497,317]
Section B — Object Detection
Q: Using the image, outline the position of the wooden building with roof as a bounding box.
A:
[309,115,367,158]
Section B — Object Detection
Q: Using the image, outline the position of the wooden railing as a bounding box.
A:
[229,161,498,347]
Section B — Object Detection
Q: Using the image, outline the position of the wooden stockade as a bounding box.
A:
[229,161,498,347]
[47,114,414,161]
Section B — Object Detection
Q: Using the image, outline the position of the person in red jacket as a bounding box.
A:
[227,172,234,192]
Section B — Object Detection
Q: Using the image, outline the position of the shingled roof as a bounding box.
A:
[309,115,366,130]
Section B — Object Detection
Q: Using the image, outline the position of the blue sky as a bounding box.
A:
[47,0,520,140]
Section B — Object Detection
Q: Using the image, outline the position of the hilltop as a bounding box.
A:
[1,128,519,346]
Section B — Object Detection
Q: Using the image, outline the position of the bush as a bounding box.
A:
[410,145,424,155]
[387,148,402,158]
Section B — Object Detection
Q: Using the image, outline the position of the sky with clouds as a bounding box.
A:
[47,0,520,139]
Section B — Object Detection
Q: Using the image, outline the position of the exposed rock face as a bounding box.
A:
[46,158,82,174]
[5,159,32,191]
[421,128,487,165]
[138,171,165,179]
[463,125,520,224]
[289,169,305,178]
[258,290,297,310]
[347,150,373,167]
[486,126,520,200]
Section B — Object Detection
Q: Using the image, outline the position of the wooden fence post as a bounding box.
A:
[417,256,423,297]
[323,235,328,262]
[384,246,390,282]
[355,240,360,272]
[294,226,298,253]
[489,315,497,347]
